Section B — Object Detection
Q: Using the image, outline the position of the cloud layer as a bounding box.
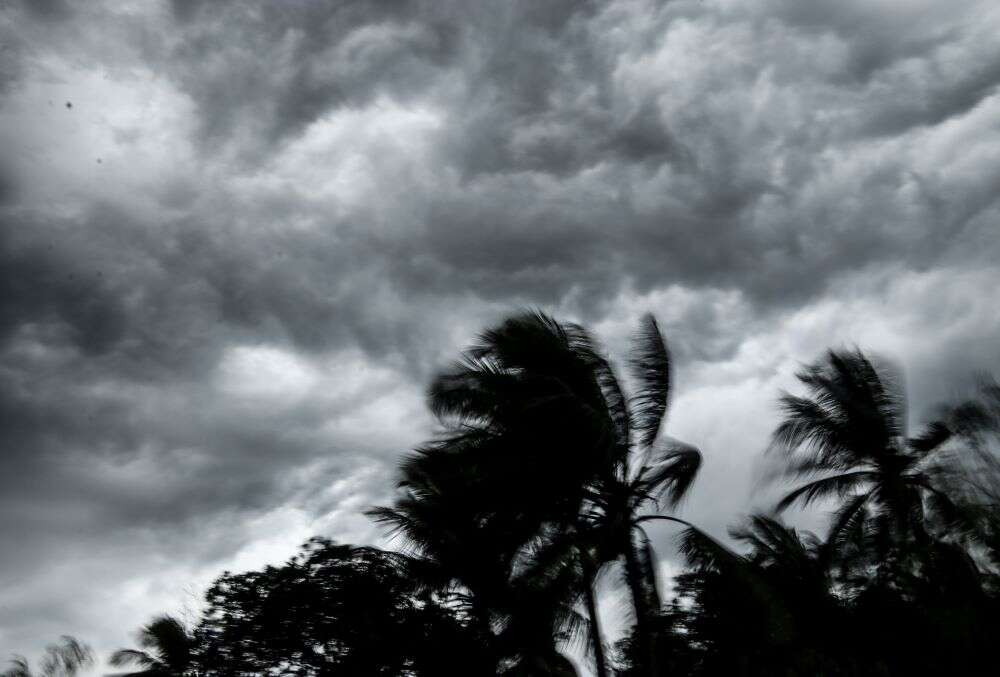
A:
[1,0,999,667]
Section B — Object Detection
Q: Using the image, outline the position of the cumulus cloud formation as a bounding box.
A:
[1,0,998,665]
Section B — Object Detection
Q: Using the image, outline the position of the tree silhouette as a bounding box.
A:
[370,311,622,672]
[771,349,960,587]
[97,323,1000,676]
[110,616,194,677]
[2,638,92,677]
[932,377,1000,565]
[191,538,480,676]
[371,311,701,677]
[616,351,1000,675]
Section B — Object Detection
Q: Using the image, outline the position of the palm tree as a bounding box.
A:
[371,311,701,677]
[770,349,959,585]
[2,637,92,677]
[109,615,193,677]
[572,314,701,677]
[579,448,699,676]
[371,311,627,672]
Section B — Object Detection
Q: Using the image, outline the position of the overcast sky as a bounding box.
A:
[2,0,1000,669]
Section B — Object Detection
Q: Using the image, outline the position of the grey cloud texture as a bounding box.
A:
[1,0,999,667]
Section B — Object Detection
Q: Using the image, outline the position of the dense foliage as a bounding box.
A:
[10,312,1000,676]
[193,539,484,676]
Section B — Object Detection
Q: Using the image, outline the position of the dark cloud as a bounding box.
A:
[1,0,1000,668]
[16,0,73,22]
[0,224,127,355]
[164,0,458,158]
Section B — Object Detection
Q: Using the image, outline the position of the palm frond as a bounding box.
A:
[770,394,849,465]
[778,350,906,468]
[776,471,875,512]
[943,379,1000,442]
[913,477,983,543]
[38,638,92,677]
[138,616,190,670]
[562,321,631,450]
[558,607,592,657]
[108,651,156,669]
[824,492,872,559]
[629,314,672,449]
[729,514,793,556]
[675,524,741,572]
[428,359,519,426]
[470,310,609,415]
[909,421,952,455]
[2,656,31,677]
[635,441,702,508]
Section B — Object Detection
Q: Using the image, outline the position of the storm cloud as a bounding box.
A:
[1,0,999,668]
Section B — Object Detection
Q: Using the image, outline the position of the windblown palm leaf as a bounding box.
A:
[110,615,192,677]
[3,638,93,677]
[629,314,672,449]
[771,349,958,570]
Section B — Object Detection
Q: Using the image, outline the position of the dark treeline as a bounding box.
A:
[8,311,1000,676]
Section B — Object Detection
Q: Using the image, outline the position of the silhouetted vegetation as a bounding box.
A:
[110,615,194,677]
[14,312,1000,675]
[367,312,701,675]
[613,352,1000,677]
[2,637,92,677]
[194,538,483,676]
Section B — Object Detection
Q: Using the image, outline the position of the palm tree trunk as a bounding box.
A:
[581,558,609,677]
[623,533,658,677]
[639,533,663,612]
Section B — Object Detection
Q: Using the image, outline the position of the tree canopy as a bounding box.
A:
[14,312,1000,677]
